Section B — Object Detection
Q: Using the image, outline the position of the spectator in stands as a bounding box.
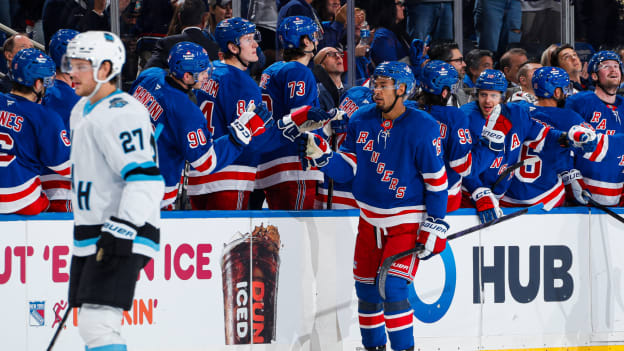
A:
[248,0,279,65]
[540,43,558,66]
[145,0,220,69]
[314,47,349,110]
[428,40,469,106]
[369,0,410,65]
[42,0,129,49]
[205,0,233,40]
[405,0,454,41]
[474,0,522,55]
[0,33,34,93]
[551,44,591,91]
[499,47,527,90]
[508,60,541,103]
[464,48,493,88]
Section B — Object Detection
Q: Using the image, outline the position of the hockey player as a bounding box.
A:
[63,31,164,351]
[257,15,325,210]
[316,86,373,209]
[130,41,272,209]
[501,67,592,209]
[189,17,265,210]
[460,69,597,223]
[41,28,80,212]
[416,60,473,212]
[300,61,448,351]
[565,51,624,205]
[0,48,70,214]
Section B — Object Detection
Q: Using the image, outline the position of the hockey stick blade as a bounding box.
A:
[47,306,70,351]
[377,205,539,299]
[583,190,624,224]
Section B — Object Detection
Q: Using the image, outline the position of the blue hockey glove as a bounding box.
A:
[472,187,504,224]
[96,216,137,264]
[297,132,333,170]
[560,169,589,205]
[416,216,448,260]
[322,109,347,137]
[277,106,337,141]
[567,125,597,153]
[409,38,429,81]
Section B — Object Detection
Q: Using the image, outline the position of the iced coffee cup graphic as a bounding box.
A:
[222,224,281,344]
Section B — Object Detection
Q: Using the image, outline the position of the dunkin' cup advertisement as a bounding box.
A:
[222,224,281,344]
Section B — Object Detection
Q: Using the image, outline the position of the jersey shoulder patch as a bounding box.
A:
[109,97,129,108]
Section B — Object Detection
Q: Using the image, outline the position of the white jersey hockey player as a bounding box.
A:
[63,31,164,351]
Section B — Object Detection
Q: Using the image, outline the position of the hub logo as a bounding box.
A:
[29,301,45,326]
[408,244,457,323]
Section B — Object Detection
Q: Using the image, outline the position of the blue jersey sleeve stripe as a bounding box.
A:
[126,174,165,182]
[134,236,160,251]
[74,237,99,248]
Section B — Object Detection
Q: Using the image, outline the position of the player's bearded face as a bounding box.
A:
[596,60,622,91]
[372,77,397,109]
[477,90,502,117]
[67,58,96,97]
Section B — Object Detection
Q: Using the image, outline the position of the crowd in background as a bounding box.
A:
[1,0,624,214]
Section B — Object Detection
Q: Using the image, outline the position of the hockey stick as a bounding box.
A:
[582,190,624,225]
[377,205,538,299]
[46,306,70,351]
[491,157,539,190]
[326,136,337,209]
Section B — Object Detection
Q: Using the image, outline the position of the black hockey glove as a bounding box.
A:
[96,216,137,264]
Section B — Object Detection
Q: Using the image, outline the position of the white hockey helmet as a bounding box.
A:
[62,31,125,84]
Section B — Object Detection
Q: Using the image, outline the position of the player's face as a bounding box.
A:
[238,33,259,63]
[373,77,399,109]
[477,90,502,117]
[596,60,622,89]
[557,48,582,74]
[67,58,96,97]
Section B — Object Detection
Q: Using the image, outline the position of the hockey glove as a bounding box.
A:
[480,105,511,152]
[409,38,429,81]
[277,106,337,141]
[472,187,504,224]
[96,216,137,264]
[322,109,347,137]
[566,125,597,153]
[416,216,448,260]
[297,132,333,170]
[560,169,589,205]
[237,102,274,137]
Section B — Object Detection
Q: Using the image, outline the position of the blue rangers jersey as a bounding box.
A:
[408,100,473,212]
[70,91,164,258]
[0,93,70,213]
[257,60,323,189]
[566,91,624,205]
[565,91,624,135]
[41,79,80,202]
[501,106,586,209]
[130,67,245,208]
[460,102,564,198]
[319,104,448,227]
[191,62,263,195]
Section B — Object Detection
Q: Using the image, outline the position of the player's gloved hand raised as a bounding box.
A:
[96,216,137,265]
[278,106,337,141]
[472,187,504,224]
[560,169,590,205]
[566,125,597,153]
[322,109,347,137]
[229,102,274,146]
[480,105,511,152]
[297,132,333,170]
[416,216,448,260]
[409,37,429,80]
